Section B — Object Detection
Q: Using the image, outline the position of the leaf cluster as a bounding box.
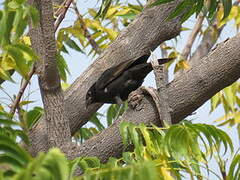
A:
[0,120,239,179]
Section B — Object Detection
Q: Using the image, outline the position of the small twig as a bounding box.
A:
[182,14,204,60]
[72,1,102,54]
[136,0,143,8]
[9,0,73,117]
[54,0,73,31]
[9,67,35,116]
[150,54,172,126]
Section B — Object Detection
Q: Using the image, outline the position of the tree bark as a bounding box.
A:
[29,0,71,153]
[68,33,240,162]
[28,0,240,162]
[29,0,182,154]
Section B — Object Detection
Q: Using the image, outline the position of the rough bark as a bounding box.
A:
[64,0,182,133]
[189,25,223,67]
[151,57,172,125]
[29,0,182,153]
[30,31,240,160]
[27,0,240,161]
[29,0,71,152]
[68,34,240,162]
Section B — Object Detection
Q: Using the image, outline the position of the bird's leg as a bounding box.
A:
[128,89,144,109]
[114,96,123,105]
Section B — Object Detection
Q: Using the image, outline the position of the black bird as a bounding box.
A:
[86,54,173,107]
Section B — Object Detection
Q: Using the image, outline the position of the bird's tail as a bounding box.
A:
[157,57,175,65]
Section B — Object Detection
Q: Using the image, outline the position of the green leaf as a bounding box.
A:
[0,11,15,46]
[89,113,105,131]
[79,157,100,171]
[0,119,19,126]
[120,121,130,146]
[19,100,34,107]
[78,128,94,141]
[224,86,235,111]
[12,44,38,61]
[149,0,175,7]
[180,6,196,23]
[15,129,29,145]
[0,155,23,170]
[27,6,39,26]
[228,154,240,179]
[122,152,135,164]
[0,135,31,166]
[56,53,70,82]
[117,12,136,20]
[8,1,20,9]
[0,68,14,82]
[65,38,84,53]
[12,9,27,42]
[24,107,43,129]
[16,0,26,4]
[168,1,191,20]
[208,0,218,18]
[221,0,232,19]
[96,0,112,19]
[195,0,204,15]
[40,148,69,180]
[107,104,116,126]
[68,157,81,179]
[210,92,220,112]
[5,45,29,78]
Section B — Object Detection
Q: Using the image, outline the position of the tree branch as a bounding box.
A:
[72,1,102,54]
[29,0,71,149]
[9,0,73,118]
[181,14,204,60]
[69,33,240,162]
[150,55,172,125]
[9,68,35,116]
[189,2,240,66]
[54,0,73,31]
[29,0,183,154]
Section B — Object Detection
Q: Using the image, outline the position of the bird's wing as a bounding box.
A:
[96,54,150,90]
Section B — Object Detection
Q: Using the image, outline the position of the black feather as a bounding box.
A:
[86,55,173,106]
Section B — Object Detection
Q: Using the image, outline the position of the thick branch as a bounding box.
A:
[30,0,71,149]
[151,57,172,125]
[69,33,240,162]
[9,0,72,118]
[29,0,182,153]
[182,14,204,60]
[188,2,239,66]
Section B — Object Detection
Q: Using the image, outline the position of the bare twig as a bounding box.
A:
[9,0,73,117]
[72,1,102,54]
[182,14,204,60]
[54,0,73,30]
[9,67,35,116]
[150,55,172,126]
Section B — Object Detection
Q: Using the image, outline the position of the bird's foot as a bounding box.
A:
[128,89,144,109]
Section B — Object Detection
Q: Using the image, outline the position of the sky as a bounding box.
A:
[0,0,239,178]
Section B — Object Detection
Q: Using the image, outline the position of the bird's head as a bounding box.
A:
[85,85,96,108]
